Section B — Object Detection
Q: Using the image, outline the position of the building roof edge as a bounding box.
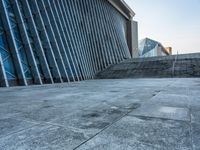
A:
[107,0,135,20]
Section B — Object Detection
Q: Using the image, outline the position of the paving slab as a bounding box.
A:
[51,103,129,138]
[0,78,199,149]
[191,109,200,123]
[0,124,88,150]
[0,118,37,138]
[192,123,200,150]
[190,96,200,110]
[76,116,191,150]
[147,93,190,108]
[129,104,190,121]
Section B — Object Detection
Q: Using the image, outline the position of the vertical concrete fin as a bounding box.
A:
[45,0,80,81]
[11,0,42,85]
[92,1,110,68]
[0,0,27,86]
[0,54,9,87]
[28,0,63,83]
[104,4,124,62]
[99,1,118,64]
[55,0,86,80]
[53,0,83,81]
[21,0,54,84]
[63,0,92,79]
[0,0,134,87]
[106,2,128,59]
[76,0,98,74]
[81,1,103,72]
[36,0,70,82]
[42,0,75,82]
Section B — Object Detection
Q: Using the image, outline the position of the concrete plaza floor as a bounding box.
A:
[0,78,200,150]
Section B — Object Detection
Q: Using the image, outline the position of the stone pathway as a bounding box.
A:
[0,78,200,150]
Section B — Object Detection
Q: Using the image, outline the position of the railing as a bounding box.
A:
[172,52,179,77]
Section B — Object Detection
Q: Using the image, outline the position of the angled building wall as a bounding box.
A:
[0,0,136,87]
[127,21,138,58]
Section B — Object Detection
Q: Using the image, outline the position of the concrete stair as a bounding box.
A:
[95,53,200,79]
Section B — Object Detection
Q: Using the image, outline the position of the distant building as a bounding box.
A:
[139,38,172,57]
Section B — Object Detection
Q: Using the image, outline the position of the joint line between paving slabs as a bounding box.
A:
[73,109,137,150]
[0,123,42,140]
[73,81,176,149]
[190,112,194,150]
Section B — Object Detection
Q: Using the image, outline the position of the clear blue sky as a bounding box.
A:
[125,0,200,54]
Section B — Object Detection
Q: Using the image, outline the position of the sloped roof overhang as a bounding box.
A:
[107,0,135,20]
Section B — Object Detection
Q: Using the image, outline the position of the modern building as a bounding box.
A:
[0,0,138,87]
[139,38,172,58]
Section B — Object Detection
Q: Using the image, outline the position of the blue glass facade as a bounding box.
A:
[0,0,133,87]
[0,17,17,80]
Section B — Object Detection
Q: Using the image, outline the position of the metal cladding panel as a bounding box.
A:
[0,0,131,87]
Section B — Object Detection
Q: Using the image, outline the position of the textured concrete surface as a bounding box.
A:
[96,53,200,79]
[0,78,200,150]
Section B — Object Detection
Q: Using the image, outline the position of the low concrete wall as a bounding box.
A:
[96,53,200,79]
